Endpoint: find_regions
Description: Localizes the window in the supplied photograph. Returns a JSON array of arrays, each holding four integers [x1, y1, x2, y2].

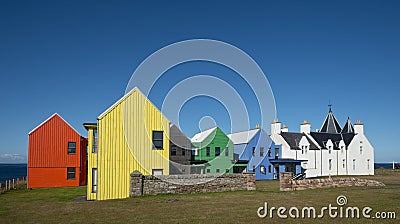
[[193, 148, 198, 156], [252, 147, 256, 156], [152, 131, 163, 149], [252, 165, 256, 172], [267, 149, 271, 157], [182, 149, 185, 156], [268, 165, 272, 173], [367, 159, 370, 170], [341, 146, 344, 153], [171, 145, 177, 156], [68, 142, 76, 154], [275, 148, 279, 159], [152, 169, 163, 176], [216, 169, 220, 173], [260, 165, 266, 174], [329, 159, 332, 170], [226, 169, 230, 173], [93, 129, 98, 153], [215, 147, 220, 156], [225, 147, 229, 156], [342, 159, 346, 168], [182, 169, 185, 173], [329, 149, 331, 154], [92, 168, 97, 193], [67, 167, 75, 180], [353, 159, 356, 170], [206, 169, 210, 173], [260, 147, 264, 157], [360, 146, 363, 155], [206, 147, 210, 156]]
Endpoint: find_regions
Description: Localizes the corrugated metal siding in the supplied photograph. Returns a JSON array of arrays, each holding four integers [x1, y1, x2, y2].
[[95, 89, 170, 200], [28, 114, 86, 188]]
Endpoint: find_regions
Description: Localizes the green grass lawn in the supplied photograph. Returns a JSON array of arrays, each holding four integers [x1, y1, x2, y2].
[[0, 169, 399, 223]]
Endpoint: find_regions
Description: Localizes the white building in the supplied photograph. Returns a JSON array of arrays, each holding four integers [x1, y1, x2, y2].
[[270, 108, 374, 177]]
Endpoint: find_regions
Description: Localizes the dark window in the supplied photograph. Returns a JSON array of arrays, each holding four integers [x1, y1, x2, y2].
[[152, 131, 163, 149], [260, 165, 266, 174], [171, 145, 177, 156], [216, 169, 220, 173], [206, 147, 210, 156], [267, 149, 271, 157], [68, 142, 76, 154], [182, 149, 186, 156], [92, 168, 97, 193], [268, 165, 272, 173], [67, 167, 75, 180], [226, 169, 230, 173], [260, 147, 264, 157], [252, 147, 256, 156], [225, 147, 229, 156], [92, 129, 98, 153], [252, 165, 256, 172], [206, 169, 210, 173], [215, 147, 220, 156]]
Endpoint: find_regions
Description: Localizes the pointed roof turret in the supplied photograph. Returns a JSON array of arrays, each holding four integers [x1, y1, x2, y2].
[[341, 117, 354, 133], [320, 107, 342, 133]]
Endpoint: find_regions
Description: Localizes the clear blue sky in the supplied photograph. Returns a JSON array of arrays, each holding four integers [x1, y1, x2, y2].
[[0, 0, 399, 163]]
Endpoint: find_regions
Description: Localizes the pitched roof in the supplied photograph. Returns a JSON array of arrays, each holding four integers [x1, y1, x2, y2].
[[341, 118, 354, 133], [28, 113, 81, 136], [280, 132, 319, 150], [310, 132, 355, 149], [227, 129, 259, 145], [191, 127, 217, 143], [320, 110, 342, 133]]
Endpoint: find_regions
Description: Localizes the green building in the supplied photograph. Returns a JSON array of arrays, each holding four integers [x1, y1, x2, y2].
[[191, 127, 234, 174]]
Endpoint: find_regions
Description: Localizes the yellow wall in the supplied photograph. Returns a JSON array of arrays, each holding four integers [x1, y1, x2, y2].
[[92, 88, 170, 200], [86, 127, 97, 200]]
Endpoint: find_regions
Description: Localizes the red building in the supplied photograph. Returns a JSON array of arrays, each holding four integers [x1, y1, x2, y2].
[[28, 113, 87, 188]]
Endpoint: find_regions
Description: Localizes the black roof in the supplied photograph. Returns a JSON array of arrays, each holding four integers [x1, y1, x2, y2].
[[310, 132, 355, 149], [341, 118, 355, 133], [280, 132, 319, 150], [320, 110, 342, 133]]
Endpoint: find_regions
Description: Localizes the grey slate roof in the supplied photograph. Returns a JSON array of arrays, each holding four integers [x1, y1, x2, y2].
[[310, 132, 355, 149], [280, 132, 319, 150], [341, 118, 354, 133], [320, 110, 342, 133]]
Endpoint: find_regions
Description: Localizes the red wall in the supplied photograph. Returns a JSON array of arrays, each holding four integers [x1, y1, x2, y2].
[[28, 114, 87, 188]]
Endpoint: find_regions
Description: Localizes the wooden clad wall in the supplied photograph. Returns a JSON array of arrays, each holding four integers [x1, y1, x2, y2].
[[28, 114, 86, 188], [94, 88, 170, 200]]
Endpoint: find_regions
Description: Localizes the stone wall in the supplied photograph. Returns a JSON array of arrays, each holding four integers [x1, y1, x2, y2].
[[280, 172, 385, 191], [130, 171, 256, 196]]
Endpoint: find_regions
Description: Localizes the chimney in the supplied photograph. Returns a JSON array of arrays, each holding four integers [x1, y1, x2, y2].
[[271, 118, 281, 135], [281, 124, 288, 132], [300, 120, 311, 134], [354, 120, 364, 134]]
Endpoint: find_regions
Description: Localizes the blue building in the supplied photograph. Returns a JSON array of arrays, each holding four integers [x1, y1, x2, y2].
[[228, 127, 305, 180]]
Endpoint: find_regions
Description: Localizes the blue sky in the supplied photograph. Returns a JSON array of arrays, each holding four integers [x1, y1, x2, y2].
[[0, 0, 399, 163]]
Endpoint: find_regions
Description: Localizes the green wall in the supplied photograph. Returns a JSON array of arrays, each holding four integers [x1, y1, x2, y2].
[[192, 127, 234, 174]]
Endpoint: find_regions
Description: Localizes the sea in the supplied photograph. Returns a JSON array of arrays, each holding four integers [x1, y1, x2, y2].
[[0, 164, 27, 183], [0, 163, 398, 183]]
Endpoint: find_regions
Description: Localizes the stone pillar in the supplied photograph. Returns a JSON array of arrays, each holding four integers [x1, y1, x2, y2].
[[244, 173, 256, 191], [130, 170, 143, 197], [280, 172, 293, 191]]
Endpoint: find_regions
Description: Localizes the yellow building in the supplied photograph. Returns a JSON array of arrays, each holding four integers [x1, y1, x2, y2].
[[84, 87, 170, 200]]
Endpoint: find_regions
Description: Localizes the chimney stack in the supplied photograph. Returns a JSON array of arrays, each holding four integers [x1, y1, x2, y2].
[[354, 120, 364, 134], [271, 118, 281, 135], [300, 120, 311, 134]]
